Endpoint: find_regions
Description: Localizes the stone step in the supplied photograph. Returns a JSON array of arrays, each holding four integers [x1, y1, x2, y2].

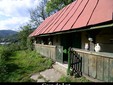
[[37, 78, 46, 82], [30, 73, 40, 81], [30, 73, 47, 82], [30, 62, 68, 82], [52, 62, 68, 76], [40, 68, 63, 82]]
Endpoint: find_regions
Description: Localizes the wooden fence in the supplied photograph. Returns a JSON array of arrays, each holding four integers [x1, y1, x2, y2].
[[34, 44, 63, 62], [68, 48, 113, 82]]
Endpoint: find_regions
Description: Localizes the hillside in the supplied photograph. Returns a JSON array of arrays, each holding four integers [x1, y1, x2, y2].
[[0, 30, 18, 43], [0, 30, 17, 38]]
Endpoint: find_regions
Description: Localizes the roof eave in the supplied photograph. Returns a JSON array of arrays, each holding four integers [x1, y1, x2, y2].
[[32, 21, 113, 37]]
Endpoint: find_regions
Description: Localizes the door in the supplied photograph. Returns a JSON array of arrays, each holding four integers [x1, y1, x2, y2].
[[56, 46, 63, 63], [61, 32, 81, 63]]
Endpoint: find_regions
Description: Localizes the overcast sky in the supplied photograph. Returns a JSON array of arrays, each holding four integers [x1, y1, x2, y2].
[[0, 0, 41, 31]]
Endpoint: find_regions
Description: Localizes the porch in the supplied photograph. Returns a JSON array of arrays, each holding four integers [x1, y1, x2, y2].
[[33, 25, 113, 82], [34, 43, 113, 82]]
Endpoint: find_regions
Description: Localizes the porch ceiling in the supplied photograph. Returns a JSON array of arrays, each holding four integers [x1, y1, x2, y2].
[[29, 0, 113, 37]]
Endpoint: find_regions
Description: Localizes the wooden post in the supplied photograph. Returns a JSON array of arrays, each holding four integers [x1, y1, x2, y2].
[[67, 47, 71, 75], [89, 41, 95, 51]]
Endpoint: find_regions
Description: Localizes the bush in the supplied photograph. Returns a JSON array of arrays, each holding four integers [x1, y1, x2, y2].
[[0, 47, 12, 60], [0, 45, 18, 82], [0, 47, 11, 82], [8, 43, 21, 51], [27, 38, 34, 51]]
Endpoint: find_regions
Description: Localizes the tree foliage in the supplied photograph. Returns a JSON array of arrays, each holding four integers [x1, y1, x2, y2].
[[18, 24, 33, 50], [46, 0, 75, 14], [29, 0, 49, 28], [28, 0, 75, 30]]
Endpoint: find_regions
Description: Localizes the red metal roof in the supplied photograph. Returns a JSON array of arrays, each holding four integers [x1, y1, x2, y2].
[[29, 0, 113, 37]]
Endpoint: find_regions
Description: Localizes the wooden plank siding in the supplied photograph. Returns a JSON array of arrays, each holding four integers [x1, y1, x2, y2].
[[83, 53, 89, 75], [71, 48, 113, 82], [103, 58, 109, 82], [109, 59, 113, 82], [97, 56, 104, 81], [34, 44, 63, 63], [35, 44, 56, 61], [89, 54, 97, 78]]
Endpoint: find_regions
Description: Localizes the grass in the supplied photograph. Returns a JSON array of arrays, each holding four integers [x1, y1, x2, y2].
[[0, 45, 90, 82], [58, 75, 91, 82], [4, 50, 53, 82], [0, 45, 6, 51]]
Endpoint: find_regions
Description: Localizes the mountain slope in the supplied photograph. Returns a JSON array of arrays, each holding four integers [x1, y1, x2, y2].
[[0, 30, 18, 38]]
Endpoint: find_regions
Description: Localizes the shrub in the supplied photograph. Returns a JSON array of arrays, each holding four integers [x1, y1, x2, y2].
[[27, 38, 34, 51], [0, 47, 10, 82], [8, 43, 21, 51], [0, 47, 12, 60]]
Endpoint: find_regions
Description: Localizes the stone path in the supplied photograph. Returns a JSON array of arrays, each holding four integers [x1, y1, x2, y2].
[[30, 68, 63, 82]]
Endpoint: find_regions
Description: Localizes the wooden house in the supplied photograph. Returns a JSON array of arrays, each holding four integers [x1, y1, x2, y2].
[[29, 0, 113, 82]]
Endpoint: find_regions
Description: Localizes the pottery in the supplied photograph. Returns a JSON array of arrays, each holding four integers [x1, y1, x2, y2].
[[85, 43, 89, 50], [94, 43, 101, 52]]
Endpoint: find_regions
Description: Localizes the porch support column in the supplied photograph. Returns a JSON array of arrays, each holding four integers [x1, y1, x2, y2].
[[89, 41, 95, 51]]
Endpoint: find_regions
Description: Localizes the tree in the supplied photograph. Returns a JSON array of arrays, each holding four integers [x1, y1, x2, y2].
[[46, 0, 75, 14], [29, 0, 49, 29], [18, 24, 33, 50]]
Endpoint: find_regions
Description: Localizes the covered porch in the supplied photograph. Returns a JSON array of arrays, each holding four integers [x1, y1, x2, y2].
[[32, 22, 113, 82], [33, 31, 81, 64], [33, 22, 113, 60]]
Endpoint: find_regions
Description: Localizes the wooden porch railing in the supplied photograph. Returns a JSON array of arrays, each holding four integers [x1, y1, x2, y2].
[[34, 44, 63, 63], [35, 44, 56, 61], [67, 48, 113, 82]]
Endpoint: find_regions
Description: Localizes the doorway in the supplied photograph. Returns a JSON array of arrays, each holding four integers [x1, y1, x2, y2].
[[61, 32, 81, 63]]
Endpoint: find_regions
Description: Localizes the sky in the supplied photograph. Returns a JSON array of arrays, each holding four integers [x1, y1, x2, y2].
[[0, 0, 41, 31]]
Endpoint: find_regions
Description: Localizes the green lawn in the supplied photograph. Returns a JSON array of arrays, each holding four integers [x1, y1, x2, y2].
[[4, 50, 53, 82], [58, 75, 91, 82]]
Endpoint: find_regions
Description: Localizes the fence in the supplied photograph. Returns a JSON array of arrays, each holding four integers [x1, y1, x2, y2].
[[68, 48, 113, 82], [34, 44, 63, 62]]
